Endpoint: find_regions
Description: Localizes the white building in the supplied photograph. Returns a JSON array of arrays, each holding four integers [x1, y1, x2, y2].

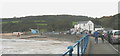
[[74, 20, 94, 33]]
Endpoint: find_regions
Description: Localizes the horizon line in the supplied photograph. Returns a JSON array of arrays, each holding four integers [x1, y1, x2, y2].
[[0, 13, 119, 19]]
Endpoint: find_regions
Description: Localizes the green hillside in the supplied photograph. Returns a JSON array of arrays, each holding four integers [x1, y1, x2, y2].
[[92, 13, 120, 30], [2, 15, 94, 33], [1, 14, 120, 33]]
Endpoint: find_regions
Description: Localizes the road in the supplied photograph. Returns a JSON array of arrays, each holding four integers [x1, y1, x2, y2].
[[111, 43, 120, 54], [104, 39, 120, 54], [89, 37, 118, 54]]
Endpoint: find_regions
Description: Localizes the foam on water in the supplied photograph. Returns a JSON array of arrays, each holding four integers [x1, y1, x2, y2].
[[1, 38, 75, 54], [0, 38, 47, 42]]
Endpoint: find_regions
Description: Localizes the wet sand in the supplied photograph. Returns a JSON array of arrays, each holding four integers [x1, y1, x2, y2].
[[0, 33, 83, 43]]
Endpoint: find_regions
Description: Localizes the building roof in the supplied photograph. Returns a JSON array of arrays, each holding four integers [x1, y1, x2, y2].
[[78, 20, 90, 24], [94, 24, 102, 28], [104, 28, 113, 31]]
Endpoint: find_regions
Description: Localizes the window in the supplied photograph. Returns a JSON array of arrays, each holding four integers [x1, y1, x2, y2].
[[114, 31, 120, 35]]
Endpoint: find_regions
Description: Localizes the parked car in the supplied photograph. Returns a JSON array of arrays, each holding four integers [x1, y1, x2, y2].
[[107, 30, 120, 44], [65, 31, 71, 34], [13, 32, 24, 35]]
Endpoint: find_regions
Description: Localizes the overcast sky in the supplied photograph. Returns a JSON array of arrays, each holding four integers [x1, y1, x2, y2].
[[0, 0, 119, 18]]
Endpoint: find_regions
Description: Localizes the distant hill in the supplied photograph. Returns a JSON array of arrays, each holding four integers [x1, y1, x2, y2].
[[92, 13, 120, 30], [1, 15, 94, 33], [1, 14, 120, 33]]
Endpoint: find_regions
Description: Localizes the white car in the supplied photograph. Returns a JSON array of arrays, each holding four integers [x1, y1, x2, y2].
[[71, 32, 76, 35], [107, 30, 120, 44], [13, 32, 24, 35]]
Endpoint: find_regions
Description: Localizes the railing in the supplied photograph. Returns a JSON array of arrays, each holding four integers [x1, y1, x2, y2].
[[62, 34, 89, 56]]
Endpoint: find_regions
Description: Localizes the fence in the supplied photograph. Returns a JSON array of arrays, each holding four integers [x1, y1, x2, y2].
[[62, 34, 89, 56]]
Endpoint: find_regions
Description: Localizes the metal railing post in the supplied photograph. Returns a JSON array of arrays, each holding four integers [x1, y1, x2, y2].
[[67, 46, 73, 56], [81, 40, 83, 54], [76, 40, 80, 56], [84, 37, 86, 53], [62, 35, 89, 56]]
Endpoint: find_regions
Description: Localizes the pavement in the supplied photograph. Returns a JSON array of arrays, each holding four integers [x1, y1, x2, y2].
[[89, 37, 119, 55]]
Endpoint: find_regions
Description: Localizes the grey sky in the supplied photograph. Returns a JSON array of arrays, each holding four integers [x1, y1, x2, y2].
[[0, 0, 119, 18]]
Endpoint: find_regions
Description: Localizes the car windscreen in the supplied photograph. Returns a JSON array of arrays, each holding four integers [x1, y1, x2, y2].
[[114, 31, 120, 35]]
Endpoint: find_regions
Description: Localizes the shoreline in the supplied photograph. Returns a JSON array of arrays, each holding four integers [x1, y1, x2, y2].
[[0, 33, 83, 43]]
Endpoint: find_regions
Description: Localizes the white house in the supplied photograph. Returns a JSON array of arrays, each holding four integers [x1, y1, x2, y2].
[[74, 20, 94, 33]]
